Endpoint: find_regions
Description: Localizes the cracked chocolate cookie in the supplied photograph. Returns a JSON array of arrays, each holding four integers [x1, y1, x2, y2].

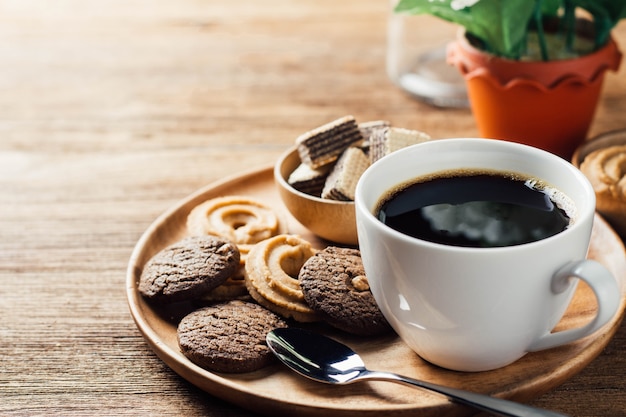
[[138, 235, 240, 303], [298, 246, 391, 336], [177, 300, 288, 373]]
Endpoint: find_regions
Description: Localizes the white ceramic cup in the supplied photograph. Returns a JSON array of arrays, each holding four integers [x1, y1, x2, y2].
[[355, 138, 620, 372]]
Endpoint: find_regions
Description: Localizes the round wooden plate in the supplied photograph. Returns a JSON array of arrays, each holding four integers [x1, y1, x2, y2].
[[126, 166, 626, 417]]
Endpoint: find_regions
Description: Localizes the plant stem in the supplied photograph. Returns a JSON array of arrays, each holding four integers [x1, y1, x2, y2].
[[563, 0, 575, 53], [533, 0, 548, 61]]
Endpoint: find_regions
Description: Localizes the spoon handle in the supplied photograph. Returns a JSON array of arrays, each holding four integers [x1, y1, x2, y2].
[[361, 370, 570, 417]]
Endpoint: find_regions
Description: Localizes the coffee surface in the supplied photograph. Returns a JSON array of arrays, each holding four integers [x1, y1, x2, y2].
[[376, 171, 571, 248]]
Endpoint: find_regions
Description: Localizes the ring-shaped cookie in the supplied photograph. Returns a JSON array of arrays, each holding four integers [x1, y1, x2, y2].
[[187, 196, 284, 245], [244, 234, 318, 322], [580, 145, 626, 200], [580, 144, 626, 236]]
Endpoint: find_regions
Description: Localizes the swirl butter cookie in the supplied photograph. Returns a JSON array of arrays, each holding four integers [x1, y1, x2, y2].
[[177, 300, 288, 373], [579, 144, 626, 236], [187, 195, 284, 245], [138, 235, 240, 304], [244, 234, 319, 322], [299, 246, 391, 336], [187, 196, 285, 299]]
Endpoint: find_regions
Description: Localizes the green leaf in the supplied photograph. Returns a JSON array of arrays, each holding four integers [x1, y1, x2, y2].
[[468, 0, 537, 58], [393, 0, 626, 59], [395, 0, 537, 58], [540, 0, 561, 17], [394, 0, 475, 27]]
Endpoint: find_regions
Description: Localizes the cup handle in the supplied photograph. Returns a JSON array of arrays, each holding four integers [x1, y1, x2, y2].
[[528, 260, 621, 352]]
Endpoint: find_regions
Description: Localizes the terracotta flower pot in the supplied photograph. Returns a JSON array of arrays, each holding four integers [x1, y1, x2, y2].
[[447, 30, 622, 159]]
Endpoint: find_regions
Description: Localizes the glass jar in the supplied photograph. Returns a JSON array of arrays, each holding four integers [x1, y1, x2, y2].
[[386, 2, 468, 108]]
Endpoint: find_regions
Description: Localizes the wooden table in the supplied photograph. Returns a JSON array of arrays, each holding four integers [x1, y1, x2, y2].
[[2, 1, 625, 416]]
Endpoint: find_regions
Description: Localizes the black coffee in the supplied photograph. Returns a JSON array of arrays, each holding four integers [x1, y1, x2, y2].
[[376, 170, 572, 248]]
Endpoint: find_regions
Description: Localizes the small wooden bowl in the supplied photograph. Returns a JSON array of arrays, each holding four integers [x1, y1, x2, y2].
[[274, 146, 358, 246]]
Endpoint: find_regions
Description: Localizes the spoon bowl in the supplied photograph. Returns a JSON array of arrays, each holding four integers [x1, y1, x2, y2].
[[267, 328, 569, 417]]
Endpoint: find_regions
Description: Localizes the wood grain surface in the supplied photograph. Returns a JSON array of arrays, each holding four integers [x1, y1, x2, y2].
[[2, 1, 626, 416]]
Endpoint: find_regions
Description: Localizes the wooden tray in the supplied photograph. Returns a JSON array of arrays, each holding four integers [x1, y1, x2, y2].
[[126, 166, 626, 417]]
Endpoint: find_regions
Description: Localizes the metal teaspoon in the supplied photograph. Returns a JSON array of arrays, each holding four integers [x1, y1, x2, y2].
[[266, 328, 569, 417]]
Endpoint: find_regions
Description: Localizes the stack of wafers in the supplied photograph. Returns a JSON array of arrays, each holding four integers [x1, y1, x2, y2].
[[288, 115, 431, 201]]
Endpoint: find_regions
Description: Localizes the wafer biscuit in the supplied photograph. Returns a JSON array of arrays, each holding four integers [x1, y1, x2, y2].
[[370, 127, 431, 163], [287, 163, 331, 196], [321, 146, 370, 201], [358, 120, 390, 144], [296, 116, 363, 169]]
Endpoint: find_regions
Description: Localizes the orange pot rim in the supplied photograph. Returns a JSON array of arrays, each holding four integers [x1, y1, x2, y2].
[[447, 29, 623, 89], [458, 66, 609, 93]]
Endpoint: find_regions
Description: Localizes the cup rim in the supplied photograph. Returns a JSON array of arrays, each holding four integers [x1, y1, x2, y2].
[[355, 138, 596, 253]]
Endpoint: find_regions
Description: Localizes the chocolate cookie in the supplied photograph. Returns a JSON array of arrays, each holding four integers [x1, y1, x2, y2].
[[299, 246, 391, 336], [177, 300, 288, 373], [138, 235, 240, 303]]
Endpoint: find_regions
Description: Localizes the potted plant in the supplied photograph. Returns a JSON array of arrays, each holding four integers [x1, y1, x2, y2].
[[394, 0, 625, 158]]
